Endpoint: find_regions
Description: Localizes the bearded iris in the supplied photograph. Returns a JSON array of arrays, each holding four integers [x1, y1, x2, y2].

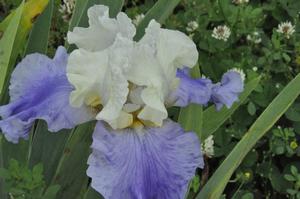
[[0, 5, 244, 199]]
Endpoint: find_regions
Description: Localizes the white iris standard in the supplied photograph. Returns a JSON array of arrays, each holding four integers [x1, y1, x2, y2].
[[67, 5, 135, 52], [67, 35, 134, 129], [127, 20, 198, 126], [66, 5, 198, 129]]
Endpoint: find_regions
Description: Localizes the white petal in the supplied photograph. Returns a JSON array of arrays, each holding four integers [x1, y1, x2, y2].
[[67, 5, 135, 52], [95, 67, 129, 122], [123, 103, 141, 113], [67, 36, 134, 128], [67, 49, 108, 107], [138, 87, 167, 126], [95, 35, 133, 125], [103, 110, 133, 129], [127, 20, 198, 125], [129, 86, 144, 105], [158, 27, 198, 68], [116, 12, 136, 41]]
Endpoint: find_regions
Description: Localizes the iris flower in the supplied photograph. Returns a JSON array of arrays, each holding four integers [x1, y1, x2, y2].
[[0, 5, 244, 199]]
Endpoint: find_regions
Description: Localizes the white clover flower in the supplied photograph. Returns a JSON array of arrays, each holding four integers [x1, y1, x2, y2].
[[201, 135, 214, 158], [232, 0, 249, 5], [252, 66, 258, 71], [59, 0, 75, 22], [230, 68, 246, 81], [246, 34, 251, 41], [132, 14, 145, 26], [186, 21, 199, 32], [277, 21, 295, 39], [212, 25, 231, 41], [247, 31, 262, 44], [277, 125, 282, 129]]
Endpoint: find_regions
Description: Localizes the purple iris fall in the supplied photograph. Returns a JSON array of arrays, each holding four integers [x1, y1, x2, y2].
[[0, 47, 92, 143], [0, 5, 244, 199]]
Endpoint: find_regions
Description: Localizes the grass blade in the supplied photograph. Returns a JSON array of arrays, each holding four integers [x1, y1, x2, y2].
[[0, 136, 6, 199], [0, 13, 14, 35], [0, 2, 27, 168], [51, 122, 95, 199], [0, 0, 49, 98], [0, 1, 25, 96], [83, 187, 104, 199], [25, 0, 54, 54], [22, 0, 59, 185], [29, 122, 70, 185], [0, 0, 50, 180], [197, 73, 300, 199], [1, 0, 56, 186]]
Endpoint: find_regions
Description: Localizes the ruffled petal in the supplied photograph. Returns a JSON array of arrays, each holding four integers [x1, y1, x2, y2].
[[211, 70, 244, 110], [127, 20, 198, 126], [95, 36, 132, 126], [137, 87, 167, 126], [67, 5, 135, 52], [67, 49, 109, 107], [0, 47, 93, 143], [141, 20, 198, 69], [67, 35, 133, 129], [168, 68, 213, 107], [87, 119, 204, 199]]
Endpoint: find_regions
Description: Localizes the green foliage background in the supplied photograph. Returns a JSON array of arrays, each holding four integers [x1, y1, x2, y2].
[[1, 0, 300, 199]]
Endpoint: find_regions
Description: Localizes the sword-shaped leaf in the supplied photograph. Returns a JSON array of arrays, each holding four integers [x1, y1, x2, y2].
[[197, 73, 300, 199]]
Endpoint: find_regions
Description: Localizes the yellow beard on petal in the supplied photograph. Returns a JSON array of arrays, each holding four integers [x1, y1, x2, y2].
[[140, 119, 159, 128], [131, 120, 144, 131], [86, 95, 101, 107], [84, 95, 161, 130], [126, 109, 144, 130], [85, 95, 103, 114], [127, 109, 159, 130]]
